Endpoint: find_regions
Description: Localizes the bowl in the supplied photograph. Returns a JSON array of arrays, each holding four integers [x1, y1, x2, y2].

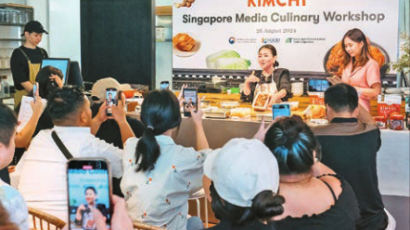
[[123, 90, 135, 98]]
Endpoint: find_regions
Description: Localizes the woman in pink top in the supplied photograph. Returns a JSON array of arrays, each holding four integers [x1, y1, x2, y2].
[[340, 28, 381, 111]]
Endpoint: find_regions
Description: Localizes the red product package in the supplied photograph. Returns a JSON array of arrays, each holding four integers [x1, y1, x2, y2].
[[377, 95, 402, 118]]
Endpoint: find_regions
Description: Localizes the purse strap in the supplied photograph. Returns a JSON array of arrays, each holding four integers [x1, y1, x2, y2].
[[51, 131, 74, 160]]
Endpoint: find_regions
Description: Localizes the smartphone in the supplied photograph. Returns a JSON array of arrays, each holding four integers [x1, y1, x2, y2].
[[67, 158, 112, 230], [183, 88, 198, 117], [160, 81, 170, 90], [32, 84, 37, 101], [272, 104, 291, 120], [308, 79, 330, 92], [105, 88, 118, 116]]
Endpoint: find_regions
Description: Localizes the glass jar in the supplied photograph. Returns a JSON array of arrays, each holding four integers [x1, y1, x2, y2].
[[374, 116, 387, 129], [389, 114, 404, 130]]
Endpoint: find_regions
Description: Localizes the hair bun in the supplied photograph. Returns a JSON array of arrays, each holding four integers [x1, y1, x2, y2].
[[251, 190, 284, 219]]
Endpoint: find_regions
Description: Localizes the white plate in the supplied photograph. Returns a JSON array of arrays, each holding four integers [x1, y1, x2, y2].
[[173, 33, 201, 57], [308, 119, 329, 126], [385, 87, 403, 94]]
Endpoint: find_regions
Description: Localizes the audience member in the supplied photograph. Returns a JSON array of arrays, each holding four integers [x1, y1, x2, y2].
[[204, 138, 284, 230], [13, 66, 64, 165], [120, 90, 209, 230], [90, 77, 145, 149], [16, 87, 130, 221], [312, 83, 388, 229], [264, 116, 360, 230], [0, 103, 29, 229]]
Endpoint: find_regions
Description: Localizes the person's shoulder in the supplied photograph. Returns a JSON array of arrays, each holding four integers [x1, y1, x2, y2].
[[311, 123, 337, 136], [10, 46, 24, 58], [366, 58, 379, 68], [0, 183, 28, 214]]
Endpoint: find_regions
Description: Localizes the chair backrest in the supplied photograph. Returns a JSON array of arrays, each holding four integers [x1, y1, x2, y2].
[[133, 221, 166, 230], [28, 207, 66, 230], [384, 208, 396, 230]]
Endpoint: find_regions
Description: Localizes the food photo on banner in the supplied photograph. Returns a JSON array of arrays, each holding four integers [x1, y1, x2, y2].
[[172, 0, 399, 77]]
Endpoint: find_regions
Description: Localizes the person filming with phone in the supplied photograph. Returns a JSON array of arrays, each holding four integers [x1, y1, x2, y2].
[[16, 87, 134, 221]]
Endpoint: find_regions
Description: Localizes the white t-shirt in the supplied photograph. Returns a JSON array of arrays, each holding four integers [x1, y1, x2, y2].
[[16, 126, 124, 222], [121, 135, 210, 230]]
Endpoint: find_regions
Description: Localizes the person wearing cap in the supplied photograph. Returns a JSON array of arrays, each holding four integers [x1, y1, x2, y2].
[[90, 77, 145, 196], [10, 20, 48, 107], [264, 116, 360, 230], [203, 138, 284, 230]]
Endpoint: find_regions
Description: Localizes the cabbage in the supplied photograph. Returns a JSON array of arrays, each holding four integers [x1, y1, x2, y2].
[[206, 50, 250, 69], [215, 58, 251, 70]]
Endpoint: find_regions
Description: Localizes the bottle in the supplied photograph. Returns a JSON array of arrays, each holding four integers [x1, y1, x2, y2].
[[0, 76, 3, 98]]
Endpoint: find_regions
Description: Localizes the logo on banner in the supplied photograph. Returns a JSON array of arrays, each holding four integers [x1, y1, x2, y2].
[[228, 37, 257, 44], [285, 37, 325, 44], [261, 37, 280, 43]]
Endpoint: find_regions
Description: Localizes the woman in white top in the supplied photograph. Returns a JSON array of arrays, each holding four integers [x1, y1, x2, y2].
[[121, 90, 209, 230]]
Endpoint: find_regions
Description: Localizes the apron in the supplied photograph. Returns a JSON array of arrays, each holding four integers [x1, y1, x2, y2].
[[253, 73, 278, 101], [14, 48, 45, 107]]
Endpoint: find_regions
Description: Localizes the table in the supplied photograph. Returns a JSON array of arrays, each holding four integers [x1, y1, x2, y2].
[[171, 117, 410, 197]]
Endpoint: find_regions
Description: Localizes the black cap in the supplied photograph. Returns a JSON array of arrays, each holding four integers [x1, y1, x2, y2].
[[21, 20, 48, 36]]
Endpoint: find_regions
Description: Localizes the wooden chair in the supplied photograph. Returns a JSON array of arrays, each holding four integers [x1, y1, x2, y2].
[[28, 207, 66, 230], [133, 221, 166, 230]]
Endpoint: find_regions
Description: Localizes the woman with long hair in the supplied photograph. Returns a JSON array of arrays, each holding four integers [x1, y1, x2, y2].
[[120, 90, 209, 230], [242, 44, 291, 105], [339, 28, 381, 111], [264, 116, 360, 230]]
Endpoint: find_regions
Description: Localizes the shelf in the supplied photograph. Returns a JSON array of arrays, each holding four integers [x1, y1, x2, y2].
[[0, 38, 24, 41], [0, 3, 33, 9], [0, 68, 11, 70], [0, 23, 26, 27], [156, 6, 172, 16]]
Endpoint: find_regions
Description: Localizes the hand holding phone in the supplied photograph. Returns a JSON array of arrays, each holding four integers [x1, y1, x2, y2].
[[272, 104, 291, 120], [183, 88, 198, 117], [67, 158, 112, 230], [105, 88, 118, 116], [32, 84, 38, 101]]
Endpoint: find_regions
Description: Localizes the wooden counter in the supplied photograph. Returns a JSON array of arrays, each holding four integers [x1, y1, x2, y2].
[[192, 93, 406, 117]]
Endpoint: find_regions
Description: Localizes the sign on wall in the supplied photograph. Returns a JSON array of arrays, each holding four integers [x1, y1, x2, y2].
[[172, 0, 399, 73]]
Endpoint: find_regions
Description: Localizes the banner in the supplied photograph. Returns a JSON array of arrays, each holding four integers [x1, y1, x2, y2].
[[172, 0, 400, 73]]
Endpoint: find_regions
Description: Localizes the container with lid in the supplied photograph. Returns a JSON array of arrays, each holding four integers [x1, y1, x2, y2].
[[374, 116, 387, 129], [389, 114, 404, 130]]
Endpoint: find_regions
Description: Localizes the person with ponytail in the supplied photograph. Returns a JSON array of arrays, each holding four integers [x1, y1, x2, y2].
[[242, 44, 291, 104], [264, 116, 360, 230], [120, 90, 210, 230], [203, 138, 284, 230]]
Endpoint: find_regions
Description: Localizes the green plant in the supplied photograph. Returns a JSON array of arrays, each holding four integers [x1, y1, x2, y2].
[[392, 33, 410, 74]]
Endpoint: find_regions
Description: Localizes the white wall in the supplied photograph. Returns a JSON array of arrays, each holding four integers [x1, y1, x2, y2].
[[48, 0, 81, 64], [0, 0, 25, 4]]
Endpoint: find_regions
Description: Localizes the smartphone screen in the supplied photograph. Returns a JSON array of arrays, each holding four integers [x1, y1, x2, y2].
[[32, 84, 37, 101], [67, 159, 112, 230], [105, 88, 118, 116], [183, 88, 198, 117], [160, 81, 170, 90], [272, 104, 291, 119], [308, 79, 330, 92]]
